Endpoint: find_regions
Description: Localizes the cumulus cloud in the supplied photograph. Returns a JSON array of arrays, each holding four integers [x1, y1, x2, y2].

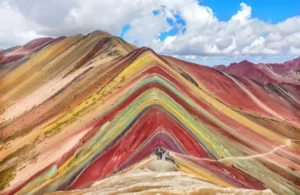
[[0, 0, 299, 65], [154, 2, 300, 57], [231, 2, 251, 25]]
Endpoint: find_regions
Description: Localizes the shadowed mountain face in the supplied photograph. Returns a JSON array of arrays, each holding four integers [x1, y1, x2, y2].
[[0, 31, 300, 195], [214, 58, 300, 85]]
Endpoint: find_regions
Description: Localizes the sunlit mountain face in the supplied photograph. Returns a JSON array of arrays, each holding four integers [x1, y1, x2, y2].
[[0, 31, 299, 195]]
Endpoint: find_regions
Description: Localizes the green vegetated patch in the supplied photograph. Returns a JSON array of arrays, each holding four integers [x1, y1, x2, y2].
[[120, 76, 126, 83], [0, 144, 33, 168], [44, 127, 62, 138], [0, 143, 35, 191], [0, 164, 17, 191], [0, 143, 6, 151], [43, 118, 71, 138]]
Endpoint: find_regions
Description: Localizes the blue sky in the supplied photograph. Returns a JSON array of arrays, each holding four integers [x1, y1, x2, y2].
[[200, 0, 300, 23]]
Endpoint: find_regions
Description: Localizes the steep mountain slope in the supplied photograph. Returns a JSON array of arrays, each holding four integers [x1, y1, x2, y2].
[[214, 58, 300, 85], [0, 31, 299, 195]]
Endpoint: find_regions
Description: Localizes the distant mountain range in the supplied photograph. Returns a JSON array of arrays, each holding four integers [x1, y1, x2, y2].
[[213, 57, 300, 85]]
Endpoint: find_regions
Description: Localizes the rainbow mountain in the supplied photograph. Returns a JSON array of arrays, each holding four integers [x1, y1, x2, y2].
[[0, 31, 300, 195]]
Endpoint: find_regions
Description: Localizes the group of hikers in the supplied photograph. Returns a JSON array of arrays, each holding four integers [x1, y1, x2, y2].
[[154, 147, 176, 165]]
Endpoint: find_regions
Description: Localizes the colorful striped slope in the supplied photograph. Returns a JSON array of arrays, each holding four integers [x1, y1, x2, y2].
[[0, 31, 300, 195]]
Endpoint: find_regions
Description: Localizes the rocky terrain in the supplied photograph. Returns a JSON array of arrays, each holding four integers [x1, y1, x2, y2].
[[0, 31, 299, 195]]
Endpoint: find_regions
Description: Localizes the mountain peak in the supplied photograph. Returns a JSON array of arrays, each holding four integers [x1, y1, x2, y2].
[[240, 60, 252, 64]]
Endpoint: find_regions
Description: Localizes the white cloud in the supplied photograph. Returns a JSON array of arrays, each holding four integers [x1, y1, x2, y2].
[[0, 1, 44, 48], [154, 2, 300, 58], [185, 55, 196, 60], [290, 46, 300, 55], [231, 2, 251, 25], [0, 0, 299, 65]]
